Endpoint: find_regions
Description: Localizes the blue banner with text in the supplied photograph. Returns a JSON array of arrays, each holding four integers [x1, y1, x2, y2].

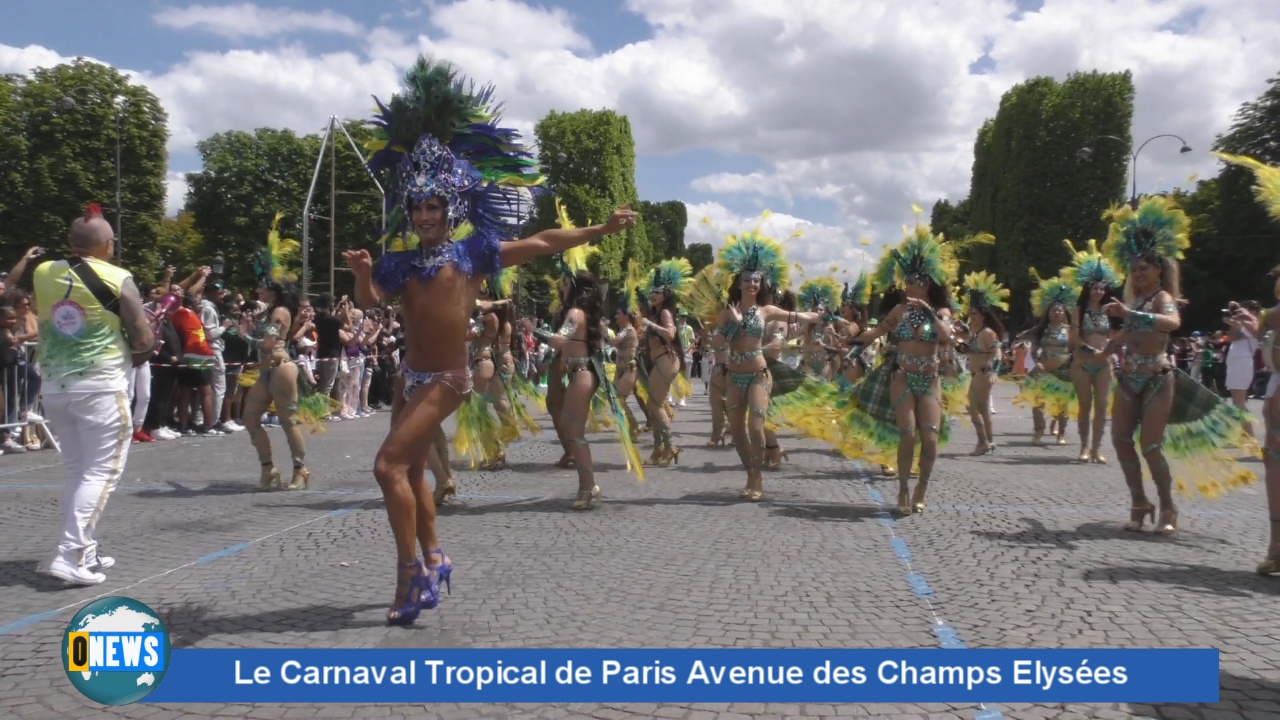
[[143, 648, 1219, 704]]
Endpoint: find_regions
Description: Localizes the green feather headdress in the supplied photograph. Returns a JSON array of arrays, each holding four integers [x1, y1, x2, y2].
[[253, 212, 300, 284], [615, 259, 647, 317], [684, 265, 729, 329], [844, 271, 872, 308], [645, 258, 694, 301], [1101, 195, 1191, 271], [961, 271, 1010, 315], [1029, 269, 1078, 318], [1215, 152, 1280, 222], [716, 229, 789, 291], [873, 219, 950, 291], [798, 277, 840, 312], [1061, 239, 1121, 290]]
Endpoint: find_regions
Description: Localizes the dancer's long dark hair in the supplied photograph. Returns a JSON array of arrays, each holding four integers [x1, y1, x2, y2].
[[1076, 284, 1120, 315], [775, 289, 795, 312], [557, 271, 604, 350], [877, 289, 904, 319], [1027, 303, 1068, 345], [263, 279, 300, 320], [971, 307, 1007, 339]]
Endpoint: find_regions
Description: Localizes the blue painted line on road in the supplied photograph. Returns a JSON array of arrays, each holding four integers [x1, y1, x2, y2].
[[854, 462, 1004, 720], [0, 504, 361, 637]]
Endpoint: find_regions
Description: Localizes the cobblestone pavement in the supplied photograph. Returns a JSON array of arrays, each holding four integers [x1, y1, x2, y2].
[[0, 381, 1276, 720]]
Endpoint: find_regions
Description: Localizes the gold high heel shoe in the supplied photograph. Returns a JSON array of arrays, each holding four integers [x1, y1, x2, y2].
[[433, 477, 457, 506], [1155, 508, 1179, 535], [1057, 434, 1068, 446], [1257, 556, 1280, 576], [1089, 448, 1107, 464], [706, 434, 725, 447], [911, 484, 928, 514], [259, 464, 281, 490], [287, 466, 310, 490], [1123, 502, 1156, 531], [971, 442, 991, 456], [571, 485, 601, 510], [897, 488, 912, 515], [1078, 447, 1091, 462]]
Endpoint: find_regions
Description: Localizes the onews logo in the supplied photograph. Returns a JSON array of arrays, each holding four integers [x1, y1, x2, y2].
[[62, 597, 171, 706]]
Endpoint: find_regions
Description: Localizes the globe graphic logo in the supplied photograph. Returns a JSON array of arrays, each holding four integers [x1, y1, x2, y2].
[[62, 597, 171, 706]]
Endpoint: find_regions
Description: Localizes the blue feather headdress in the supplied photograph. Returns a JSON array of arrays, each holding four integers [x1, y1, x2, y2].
[[844, 271, 872, 308], [873, 217, 951, 291], [1062, 239, 1122, 290], [645, 258, 694, 302], [364, 57, 545, 249]]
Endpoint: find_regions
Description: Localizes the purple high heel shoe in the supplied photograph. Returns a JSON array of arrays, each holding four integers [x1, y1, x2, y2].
[[421, 549, 453, 609], [386, 560, 426, 626]]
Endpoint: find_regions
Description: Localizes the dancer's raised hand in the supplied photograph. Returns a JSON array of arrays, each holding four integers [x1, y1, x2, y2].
[[343, 249, 373, 274]]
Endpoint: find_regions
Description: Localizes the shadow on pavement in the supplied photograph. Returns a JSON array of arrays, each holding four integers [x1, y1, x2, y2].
[[1082, 561, 1280, 598], [0, 559, 73, 592], [973, 518, 1235, 551], [133, 481, 286, 499], [160, 600, 391, 646], [765, 502, 882, 523]]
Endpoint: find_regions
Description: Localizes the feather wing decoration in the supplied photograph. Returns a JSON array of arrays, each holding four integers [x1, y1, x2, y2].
[[684, 265, 729, 329], [1029, 269, 1078, 318], [961, 270, 1010, 315], [939, 232, 995, 281], [797, 277, 841, 312], [1102, 195, 1191, 271], [552, 198, 600, 277], [544, 274, 562, 316], [1215, 152, 1280, 222], [1061, 239, 1122, 290], [618, 259, 647, 316], [871, 245, 899, 294]]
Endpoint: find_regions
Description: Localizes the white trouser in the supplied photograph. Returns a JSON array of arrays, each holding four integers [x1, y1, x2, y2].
[[126, 363, 151, 431], [211, 353, 226, 424], [43, 391, 133, 567]]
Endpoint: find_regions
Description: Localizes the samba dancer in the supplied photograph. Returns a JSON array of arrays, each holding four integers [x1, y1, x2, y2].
[[639, 260, 695, 466], [959, 272, 1009, 456], [344, 57, 636, 625], [1063, 240, 1123, 464], [1015, 274, 1078, 446]]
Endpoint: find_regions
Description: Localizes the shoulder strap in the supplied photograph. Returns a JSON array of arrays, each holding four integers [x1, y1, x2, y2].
[[66, 256, 121, 317]]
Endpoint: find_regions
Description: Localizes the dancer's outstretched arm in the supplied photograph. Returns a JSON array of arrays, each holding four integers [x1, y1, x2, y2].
[[500, 207, 637, 268], [342, 250, 384, 309]]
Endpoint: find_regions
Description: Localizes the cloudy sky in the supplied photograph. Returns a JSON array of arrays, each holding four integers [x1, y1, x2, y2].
[[3, 0, 1278, 279]]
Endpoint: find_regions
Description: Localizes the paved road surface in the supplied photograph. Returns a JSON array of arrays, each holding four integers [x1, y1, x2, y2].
[[0, 381, 1276, 719]]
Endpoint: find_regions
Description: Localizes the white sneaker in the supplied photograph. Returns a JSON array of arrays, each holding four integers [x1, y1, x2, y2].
[[223, 421, 244, 432], [24, 411, 43, 422], [46, 558, 106, 586], [86, 547, 115, 571]]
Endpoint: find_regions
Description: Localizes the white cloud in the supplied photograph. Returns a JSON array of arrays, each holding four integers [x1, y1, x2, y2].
[[154, 4, 365, 38], [165, 171, 189, 217], [4, 0, 1280, 276], [684, 202, 878, 283]]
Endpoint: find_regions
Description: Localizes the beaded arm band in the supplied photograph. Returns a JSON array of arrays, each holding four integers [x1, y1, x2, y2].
[[1124, 311, 1156, 332]]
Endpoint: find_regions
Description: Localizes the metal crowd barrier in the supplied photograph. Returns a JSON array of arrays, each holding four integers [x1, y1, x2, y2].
[[0, 342, 60, 454]]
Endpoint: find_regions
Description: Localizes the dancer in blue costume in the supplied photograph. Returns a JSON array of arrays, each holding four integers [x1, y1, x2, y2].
[[342, 57, 636, 626]]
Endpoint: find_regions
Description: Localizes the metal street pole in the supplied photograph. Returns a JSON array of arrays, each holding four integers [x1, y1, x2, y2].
[[115, 107, 123, 263], [330, 119, 337, 293]]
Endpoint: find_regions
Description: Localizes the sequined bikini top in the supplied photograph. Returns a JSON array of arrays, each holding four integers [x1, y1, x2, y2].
[[719, 305, 765, 339], [1081, 308, 1109, 335], [890, 306, 937, 343], [1041, 323, 1069, 350]]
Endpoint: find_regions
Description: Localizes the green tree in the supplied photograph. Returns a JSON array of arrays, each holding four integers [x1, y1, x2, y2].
[[0, 75, 29, 257], [1181, 72, 1280, 331], [7, 59, 168, 269], [640, 200, 688, 260], [966, 71, 1134, 326], [685, 242, 714, 273], [526, 109, 652, 284], [184, 122, 383, 295]]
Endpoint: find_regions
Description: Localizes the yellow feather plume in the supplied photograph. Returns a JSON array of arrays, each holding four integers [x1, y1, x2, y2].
[[1216, 152, 1280, 222], [684, 265, 729, 330], [267, 212, 301, 282]]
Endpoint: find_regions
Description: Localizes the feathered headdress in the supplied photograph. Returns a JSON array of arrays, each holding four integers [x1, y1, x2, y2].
[[1101, 195, 1191, 271], [798, 277, 840, 313], [961, 271, 1010, 316], [1215, 152, 1280, 222], [253, 213, 300, 284], [645, 258, 694, 302], [364, 56, 544, 250], [844, 271, 872, 308], [873, 218, 951, 291], [939, 232, 995, 281], [716, 229, 789, 291], [1029, 269, 1078, 318], [1061, 239, 1121, 290], [615, 259, 647, 317], [543, 199, 600, 316]]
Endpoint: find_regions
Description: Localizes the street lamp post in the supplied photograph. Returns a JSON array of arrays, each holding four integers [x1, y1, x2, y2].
[[1079, 133, 1193, 203], [59, 88, 143, 263]]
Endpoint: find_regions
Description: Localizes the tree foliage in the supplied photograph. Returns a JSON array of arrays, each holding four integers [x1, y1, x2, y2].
[[640, 200, 688, 260], [184, 122, 383, 295], [684, 242, 714, 273], [1180, 72, 1280, 332], [2, 60, 168, 275], [527, 109, 652, 284], [966, 71, 1134, 327]]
